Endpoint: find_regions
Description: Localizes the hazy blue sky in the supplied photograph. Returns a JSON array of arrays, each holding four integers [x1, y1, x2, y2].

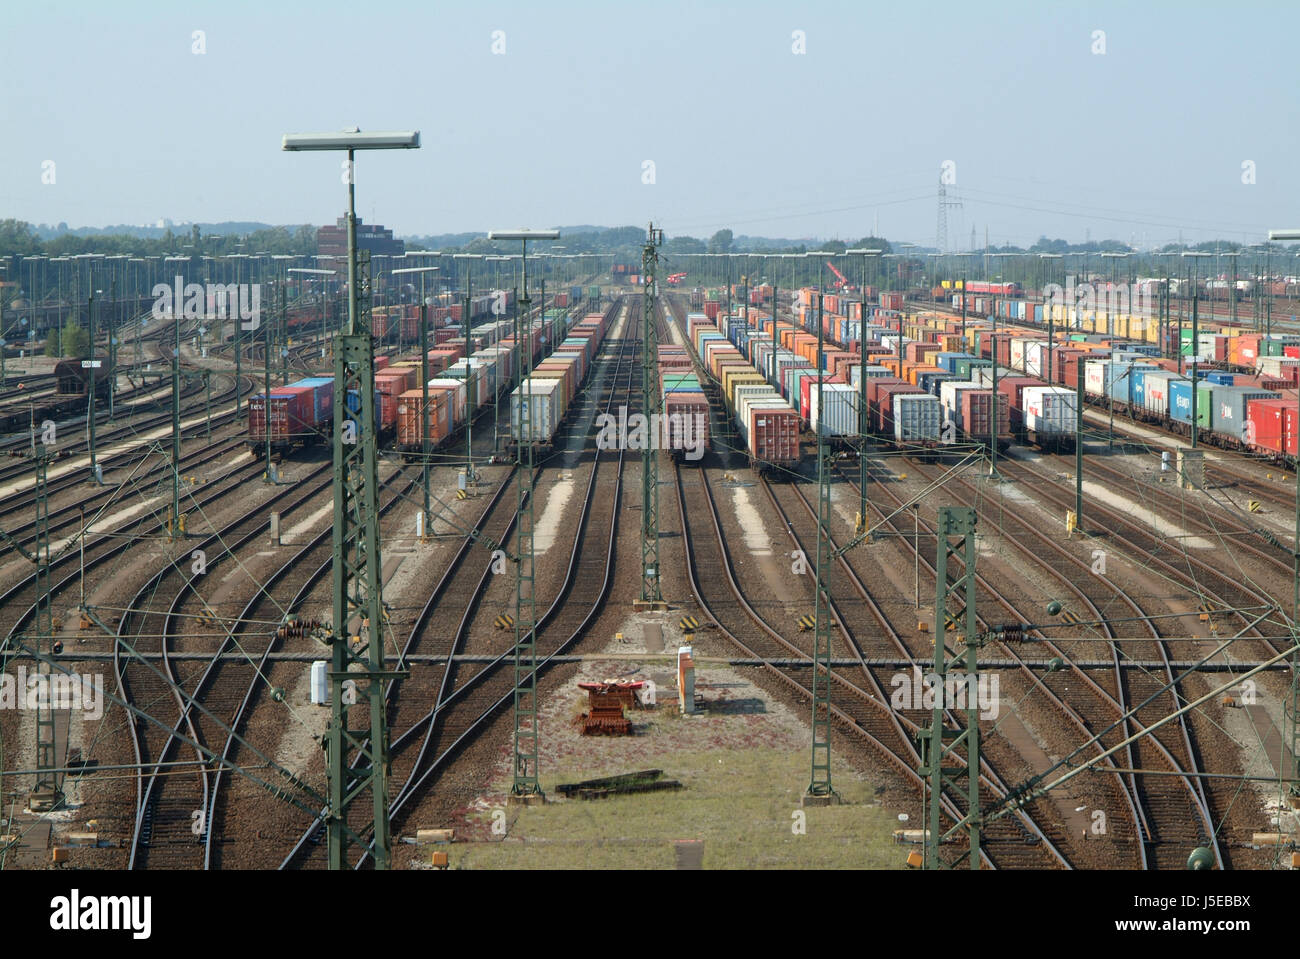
[[2, 1, 1297, 247]]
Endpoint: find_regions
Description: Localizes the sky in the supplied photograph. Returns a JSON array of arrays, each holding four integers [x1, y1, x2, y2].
[[2, 0, 1298, 248]]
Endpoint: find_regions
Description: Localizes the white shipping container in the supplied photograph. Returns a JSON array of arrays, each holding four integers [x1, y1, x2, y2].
[[1024, 341, 1048, 379], [893, 393, 942, 443], [939, 381, 982, 431], [1021, 386, 1077, 436], [1256, 356, 1300, 378], [427, 377, 468, 423], [735, 388, 782, 432], [849, 364, 893, 387], [737, 399, 793, 445], [1010, 338, 1044, 372], [810, 383, 859, 437], [510, 378, 562, 443], [973, 365, 1015, 388], [1084, 359, 1109, 395]]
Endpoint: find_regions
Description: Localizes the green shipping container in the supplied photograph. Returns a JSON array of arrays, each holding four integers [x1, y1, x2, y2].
[[1195, 382, 1213, 429], [956, 357, 992, 380], [588, 286, 601, 300]]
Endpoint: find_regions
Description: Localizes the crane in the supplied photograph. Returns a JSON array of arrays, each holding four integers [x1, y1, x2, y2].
[[825, 261, 852, 291], [666, 272, 687, 285]]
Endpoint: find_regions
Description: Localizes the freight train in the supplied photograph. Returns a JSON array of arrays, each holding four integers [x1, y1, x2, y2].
[[718, 306, 1027, 454], [247, 305, 595, 453], [507, 308, 611, 454], [682, 310, 801, 470]]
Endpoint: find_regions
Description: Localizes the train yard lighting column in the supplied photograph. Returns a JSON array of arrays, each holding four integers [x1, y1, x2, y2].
[[806, 287, 838, 806], [283, 127, 419, 870], [1075, 355, 1085, 532], [1219, 252, 1240, 327], [1269, 228, 1300, 807], [1099, 252, 1128, 338], [953, 253, 971, 340], [633, 224, 665, 608], [392, 264, 439, 532], [1039, 254, 1063, 382], [288, 267, 337, 364], [1182, 252, 1211, 449], [164, 255, 189, 533], [488, 229, 559, 802], [846, 249, 883, 533], [85, 288, 101, 484], [481, 254, 510, 453]]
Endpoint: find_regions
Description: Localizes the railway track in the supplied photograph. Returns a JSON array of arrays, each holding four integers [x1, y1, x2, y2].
[[276, 295, 635, 868], [840, 453, 1224, 868]]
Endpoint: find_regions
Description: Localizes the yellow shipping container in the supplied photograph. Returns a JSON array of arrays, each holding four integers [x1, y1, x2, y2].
[[725, 369, 766, 407]]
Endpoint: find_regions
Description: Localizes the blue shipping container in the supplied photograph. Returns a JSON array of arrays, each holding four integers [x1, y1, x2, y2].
[[1169, 379, 1194, 424]]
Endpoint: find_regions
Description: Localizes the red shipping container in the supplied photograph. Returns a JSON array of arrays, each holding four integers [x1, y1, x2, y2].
[[905, 342, 941, 364], [375, 355, 391, 371], [746, 405, 800, 466], [396, 388, 454, 449], [866, 376, 909, 410], [1246, 398, 1292, 456], [873, 383, 924, 435], [376, 367, 417, 396], [996, 376, 1041, 430], [663, 392, 710, 456], [268, 386, 315, 443], [1059, 350, 1088, 389], [1285, 345, 1300, 360], [959, 390, 1012, 442]]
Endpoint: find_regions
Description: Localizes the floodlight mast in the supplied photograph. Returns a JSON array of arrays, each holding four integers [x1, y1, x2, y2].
[[282, 128, 418, 871], [394, 263, 441, 534], [1269, 228, 1300, 810], [487, 229, 558, 801]]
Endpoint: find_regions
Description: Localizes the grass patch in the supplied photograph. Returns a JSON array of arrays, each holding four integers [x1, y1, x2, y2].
[[445, 744, 902, 870]]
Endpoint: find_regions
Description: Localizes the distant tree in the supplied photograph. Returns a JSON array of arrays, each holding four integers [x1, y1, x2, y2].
[[708, 229, 734, 254], [0, 219, 43, 257], [819, 239, 847, 255], [851, 236, 893, 254], [61, 323, 90, 359], [665, 235, 705, 254], [44, 330, 61, 357]]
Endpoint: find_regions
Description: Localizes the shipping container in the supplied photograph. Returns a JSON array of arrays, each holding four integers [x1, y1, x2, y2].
[[510, 377, 564, 445], [809, 383, 859, 438], [1021, 386, 1077, 451], [395, 387, 454, 450], [892, 392, 942, 445]]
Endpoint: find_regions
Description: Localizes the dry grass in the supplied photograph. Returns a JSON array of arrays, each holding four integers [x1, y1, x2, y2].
[[437, 721, 902, 870]]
